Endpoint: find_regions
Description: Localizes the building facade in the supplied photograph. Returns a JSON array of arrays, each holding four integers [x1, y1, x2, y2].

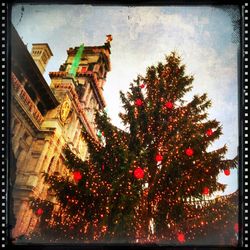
[[10, 25, 112, 238]]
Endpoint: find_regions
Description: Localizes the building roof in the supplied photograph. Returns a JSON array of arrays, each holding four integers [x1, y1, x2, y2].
[[11, 24, 59, 110]]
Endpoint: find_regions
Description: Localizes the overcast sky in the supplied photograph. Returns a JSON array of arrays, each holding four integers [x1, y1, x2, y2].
[[11, 4, 240, 195]]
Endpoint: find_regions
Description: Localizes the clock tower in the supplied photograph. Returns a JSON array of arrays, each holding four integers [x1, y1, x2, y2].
[[47, 35, 112, 140]]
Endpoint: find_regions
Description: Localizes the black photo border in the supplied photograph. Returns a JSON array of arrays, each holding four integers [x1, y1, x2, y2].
[[1, 0, 249, 249]]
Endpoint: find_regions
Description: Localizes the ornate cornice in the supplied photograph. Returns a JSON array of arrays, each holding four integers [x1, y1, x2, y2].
[[49, 71, 67, 77]]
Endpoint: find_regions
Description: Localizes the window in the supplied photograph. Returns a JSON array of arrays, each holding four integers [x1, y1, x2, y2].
[[24, 85, 36, 102], [81, 66, 88, 73], [88, 63, 94, 71], [37, 102, 46, 116], [47, 156, 55, 174]]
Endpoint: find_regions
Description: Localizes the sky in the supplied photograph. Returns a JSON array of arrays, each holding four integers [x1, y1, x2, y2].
[[11, 4, 240, 195]]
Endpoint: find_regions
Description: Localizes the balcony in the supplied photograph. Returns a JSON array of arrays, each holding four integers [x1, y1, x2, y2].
[[11, 72, 44, 124]]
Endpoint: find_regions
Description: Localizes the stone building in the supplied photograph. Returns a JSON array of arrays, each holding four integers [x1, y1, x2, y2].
[[10, 24, 112, 238]]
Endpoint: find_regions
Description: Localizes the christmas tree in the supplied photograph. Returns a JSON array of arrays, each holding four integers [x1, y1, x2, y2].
[[29, 52, 237, 244]]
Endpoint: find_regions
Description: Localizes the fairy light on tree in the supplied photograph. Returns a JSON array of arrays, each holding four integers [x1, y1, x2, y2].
[[29, 52, 238, 244]]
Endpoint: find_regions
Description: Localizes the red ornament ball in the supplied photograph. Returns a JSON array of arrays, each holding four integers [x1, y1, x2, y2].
[[165, 101, 173, 109], [155, 154, 163, 162], [139, 84, 145, 88], [177, 232, 185, 243], [73, 171, 82, 181], [185, 148, 194, 157], [135, 99, 143, 106], [36, 208, 43, 216], [206, 129, 213, 136], [224, 169, 230, 176], [134, 167, 144, 179], [203, 187, 210, 195], [234, 223, 239, 233]]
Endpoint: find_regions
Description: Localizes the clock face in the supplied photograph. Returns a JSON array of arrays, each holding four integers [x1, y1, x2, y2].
[[60, 99, 71, 122]]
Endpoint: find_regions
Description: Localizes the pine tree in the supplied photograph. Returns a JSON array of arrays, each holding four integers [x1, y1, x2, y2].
[[29, 52, 237, 244]]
